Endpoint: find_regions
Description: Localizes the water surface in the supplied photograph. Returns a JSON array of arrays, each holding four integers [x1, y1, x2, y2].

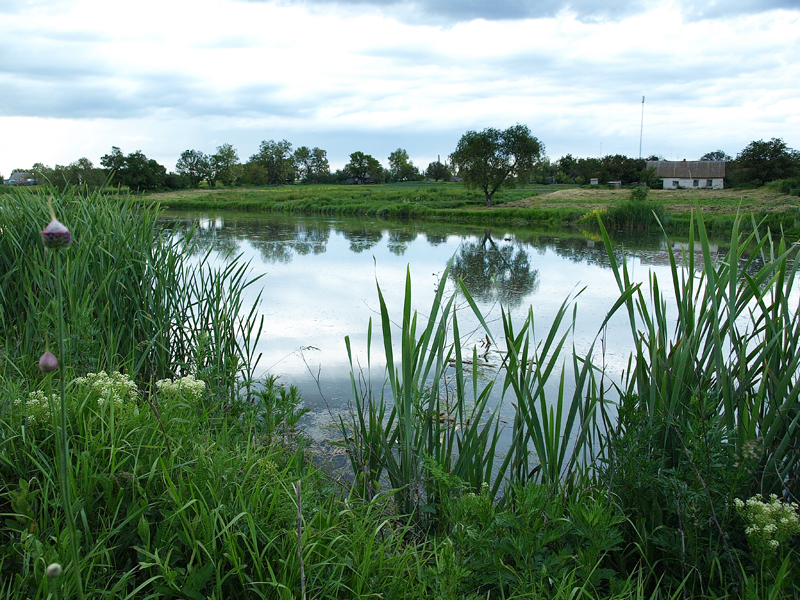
[[163, 211, 725, 440]]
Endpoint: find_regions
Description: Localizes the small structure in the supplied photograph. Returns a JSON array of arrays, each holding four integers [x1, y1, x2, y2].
[[4, 171, 36, 186], [590, 178, 599, 185], [607, 181, 622, 188], [647, 160, 725, 190]]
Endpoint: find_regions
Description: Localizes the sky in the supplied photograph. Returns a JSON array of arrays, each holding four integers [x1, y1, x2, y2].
[[1, 0, 799, 176]]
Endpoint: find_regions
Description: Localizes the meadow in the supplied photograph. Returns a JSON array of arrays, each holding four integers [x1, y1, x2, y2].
[[1, 185, 800, 599], [142, 182, 800, 238]]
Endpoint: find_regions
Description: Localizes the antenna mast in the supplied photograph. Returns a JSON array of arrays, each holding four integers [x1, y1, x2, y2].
[[639, 96, 645, 159]]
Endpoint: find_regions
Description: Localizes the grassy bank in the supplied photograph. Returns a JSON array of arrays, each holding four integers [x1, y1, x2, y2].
[[2, 186, 800, 599], [142, 183, 800, 238]]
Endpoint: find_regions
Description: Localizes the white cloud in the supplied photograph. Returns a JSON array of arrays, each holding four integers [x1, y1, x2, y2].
[[1, 0, 799, 175]]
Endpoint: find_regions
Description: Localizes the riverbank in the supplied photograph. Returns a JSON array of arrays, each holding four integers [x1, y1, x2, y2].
[[143, 182, 800, 237]]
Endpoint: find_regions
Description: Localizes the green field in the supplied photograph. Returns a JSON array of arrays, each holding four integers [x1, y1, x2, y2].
[[143, 182, 800, 237]]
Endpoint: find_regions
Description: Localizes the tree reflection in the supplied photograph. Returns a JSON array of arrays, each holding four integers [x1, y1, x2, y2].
[[165, 218, 241, 259], [450, 231, 539, 308], [248, 222, 330, 263], [342, 227, 383, 253], [387, 230, 418, 256]]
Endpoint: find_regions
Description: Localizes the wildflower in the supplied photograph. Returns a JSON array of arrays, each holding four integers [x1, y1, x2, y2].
[[38, 351, 58, 372], [40, 200, 71, 249], [735, 494, 800, 559]]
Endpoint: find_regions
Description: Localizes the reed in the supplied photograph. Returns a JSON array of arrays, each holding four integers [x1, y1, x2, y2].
[[0, 186, 263, 395]]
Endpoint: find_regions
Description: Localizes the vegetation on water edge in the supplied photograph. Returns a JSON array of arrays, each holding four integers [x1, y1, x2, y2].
[[1, 186, 800, 598]]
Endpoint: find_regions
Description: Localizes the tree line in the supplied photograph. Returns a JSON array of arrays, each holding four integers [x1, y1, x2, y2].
[[4, 130, 798, 199]]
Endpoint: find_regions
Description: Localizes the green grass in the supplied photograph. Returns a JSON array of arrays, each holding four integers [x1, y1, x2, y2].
[[2, 186, 800, 598]]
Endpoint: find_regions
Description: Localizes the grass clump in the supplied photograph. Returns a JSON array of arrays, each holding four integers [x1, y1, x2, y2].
[[581, 185, 666, 231]]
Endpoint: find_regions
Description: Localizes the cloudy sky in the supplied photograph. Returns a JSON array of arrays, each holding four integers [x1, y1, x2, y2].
[[1, 0, 798, 176]]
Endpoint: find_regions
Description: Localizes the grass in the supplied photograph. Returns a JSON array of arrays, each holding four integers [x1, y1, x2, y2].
[[137, 182, 800, 238], [2, 185, 800, 598]]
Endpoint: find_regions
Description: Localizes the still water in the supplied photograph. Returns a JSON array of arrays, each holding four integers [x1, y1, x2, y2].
[[163, 211, 723, 440]]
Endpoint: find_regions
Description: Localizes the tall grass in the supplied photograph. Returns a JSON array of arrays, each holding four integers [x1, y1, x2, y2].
[[0, 185, 263, 394], [3, 186, 800, 598]]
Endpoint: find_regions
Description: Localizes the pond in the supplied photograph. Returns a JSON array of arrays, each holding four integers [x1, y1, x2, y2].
[[163, 211, 726, 441]]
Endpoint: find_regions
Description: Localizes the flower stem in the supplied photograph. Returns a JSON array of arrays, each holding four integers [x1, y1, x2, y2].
[[55, 252, 86, 600]]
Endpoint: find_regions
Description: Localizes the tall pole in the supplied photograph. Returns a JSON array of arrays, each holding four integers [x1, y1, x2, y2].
[[639, 96, 645, 159]]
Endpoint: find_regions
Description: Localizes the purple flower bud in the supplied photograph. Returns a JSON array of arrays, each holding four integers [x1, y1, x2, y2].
[[39, 351, 59, 372], [40, 218, 72, 249]]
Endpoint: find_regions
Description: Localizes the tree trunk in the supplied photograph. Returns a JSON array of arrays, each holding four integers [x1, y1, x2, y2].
[[485, 192, 493, 206]]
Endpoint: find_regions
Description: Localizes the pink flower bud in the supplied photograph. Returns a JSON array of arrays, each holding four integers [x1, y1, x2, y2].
[[40, 218, 72, 249], [39, 351, 59, 372]]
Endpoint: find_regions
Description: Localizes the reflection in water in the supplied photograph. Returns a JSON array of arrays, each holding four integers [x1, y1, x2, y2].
[[451, 231, 539, 308], [387, 230, 418, 256], [342, 227, 382, 254], [158, 210, 746, 444]]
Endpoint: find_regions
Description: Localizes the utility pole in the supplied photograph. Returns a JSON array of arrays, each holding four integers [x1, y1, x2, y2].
[[639, 96, 645, 159]]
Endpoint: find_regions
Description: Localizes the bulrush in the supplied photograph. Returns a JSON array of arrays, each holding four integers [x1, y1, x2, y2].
[[40, 199, 72, 249], [38, 351, 58, 372]]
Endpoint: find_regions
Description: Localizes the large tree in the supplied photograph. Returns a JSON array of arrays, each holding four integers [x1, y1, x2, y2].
[[293, 146, 313, 183], [100, 147, 166, 191], [250, 139, 294, 185], [346, 151, 383, 183], [176, 149, 210, 188], [450, 124, 543, 205], [388, 148, 419, 182], [212, 143, 240, 186], [425, 160, 450, 182], [310, 147, 330, 183], [735, 138, 800, 185]]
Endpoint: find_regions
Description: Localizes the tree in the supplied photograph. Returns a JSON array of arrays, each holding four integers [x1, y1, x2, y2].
[[346, 151, 383, 183], [700, 150, 732, 162], [425, 160, 450, 182], [250, 140, 294, 185], [212, 143, 240, 186], [310, 147, 330, 183], [388, 148, 419, 182], [293, 146, 313, 183], [176, 149, 210, 188], [450, 124, 543, 205], [101, 147, 166, 191], [734, 138, 799, 185]]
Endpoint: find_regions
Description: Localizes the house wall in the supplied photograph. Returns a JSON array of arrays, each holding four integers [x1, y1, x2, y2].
[[662, 178, 723, 190]]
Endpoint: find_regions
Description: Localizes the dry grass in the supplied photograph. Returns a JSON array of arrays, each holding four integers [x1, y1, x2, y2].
[[503, 187, 799, 214]]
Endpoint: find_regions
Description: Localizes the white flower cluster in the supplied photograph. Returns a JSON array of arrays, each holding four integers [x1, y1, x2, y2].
[[155, 375, 206, 402], [74, 371, 139, 408], [734, 494, 800, 557], [16, 390, 58, 425]]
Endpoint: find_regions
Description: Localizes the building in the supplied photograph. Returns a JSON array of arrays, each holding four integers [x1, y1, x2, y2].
[[4, 171, 36, 186], [646, 160, 725, 190]]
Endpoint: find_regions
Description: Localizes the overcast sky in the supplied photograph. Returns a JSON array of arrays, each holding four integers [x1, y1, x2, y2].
[[1, 0, 798, 175]]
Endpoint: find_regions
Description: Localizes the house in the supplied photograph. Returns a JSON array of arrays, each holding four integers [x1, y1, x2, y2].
[[5, 171, 36, 186], [646, 160, 725, 190]]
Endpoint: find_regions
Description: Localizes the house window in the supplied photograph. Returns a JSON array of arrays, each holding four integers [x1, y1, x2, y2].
[[672, 180, 679, 188], [706, 179, 713, 187], [693, 180, 699, 187]]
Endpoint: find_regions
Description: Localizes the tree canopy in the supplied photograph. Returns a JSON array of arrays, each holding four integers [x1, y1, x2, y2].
[[388, 148, 419, 182], [734, 138, 799, 185], [450, 124, 543, 205], [700, 150, 732, 162], [346, 151, 383, 183], [250, 140, 295, 185], [425, 160, 450, 182], [100, 147, 166, 191]]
